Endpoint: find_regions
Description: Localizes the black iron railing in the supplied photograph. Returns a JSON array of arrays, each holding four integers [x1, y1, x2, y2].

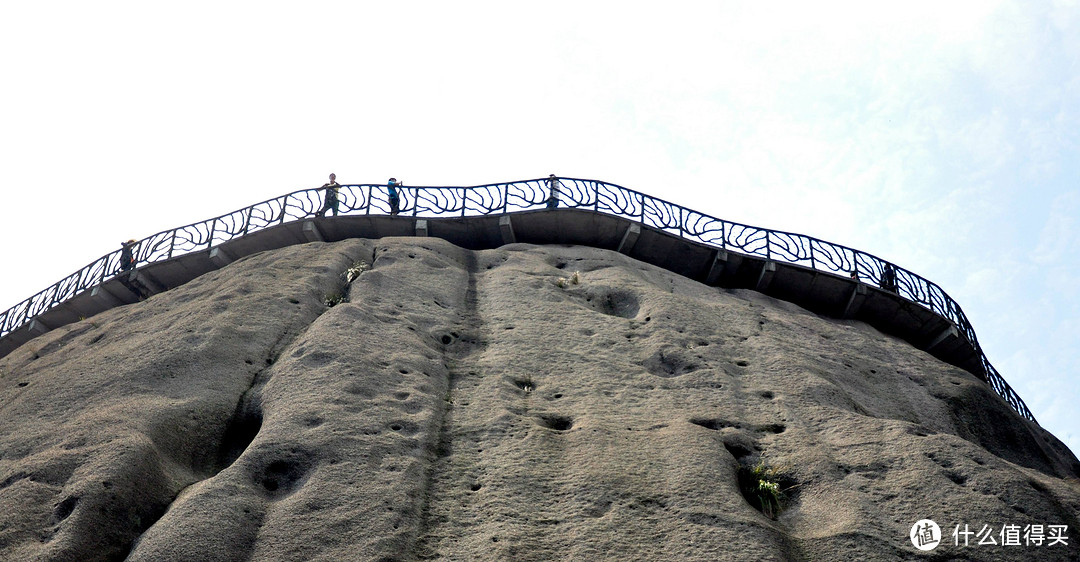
[[0, 177, 1034, 422]]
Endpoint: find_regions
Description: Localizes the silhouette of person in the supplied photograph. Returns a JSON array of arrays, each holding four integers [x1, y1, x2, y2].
[[388, 178, 401, 215], [546, 174, 560, 209], [850, 269, 859, 281], [319, 173, 340, 217], [120, 240, 137, 271], [880, 263, 897, 293]]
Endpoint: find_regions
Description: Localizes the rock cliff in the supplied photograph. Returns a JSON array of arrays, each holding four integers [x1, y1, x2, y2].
[[1, 238, 1077, 561]]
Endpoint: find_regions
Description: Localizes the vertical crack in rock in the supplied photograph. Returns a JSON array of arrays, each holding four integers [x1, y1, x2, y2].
[[411, 250, 485, 559], [122, 245, 369, 560], [123, 327, 316, 560]]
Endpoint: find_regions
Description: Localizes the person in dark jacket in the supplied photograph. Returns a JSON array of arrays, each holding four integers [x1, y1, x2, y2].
[[120, 239, 137, 271], [880, 263, 897, 293]]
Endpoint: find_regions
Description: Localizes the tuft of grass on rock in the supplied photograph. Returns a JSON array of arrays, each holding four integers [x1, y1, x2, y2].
[[737, 458, 796, 519], [556, 271, 581, 288], [326, 261, 371, 307], [343, 261, 370, 284]]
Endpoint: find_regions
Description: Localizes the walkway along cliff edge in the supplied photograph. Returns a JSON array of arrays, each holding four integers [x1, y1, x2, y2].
[[0, 177, 1035, 424]]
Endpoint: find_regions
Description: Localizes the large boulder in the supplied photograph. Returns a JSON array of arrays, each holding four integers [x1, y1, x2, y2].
[[1, 238, 1076, 561]]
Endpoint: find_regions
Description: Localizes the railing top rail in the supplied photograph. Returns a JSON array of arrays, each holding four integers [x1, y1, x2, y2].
[[0, 177, 1035, 423]]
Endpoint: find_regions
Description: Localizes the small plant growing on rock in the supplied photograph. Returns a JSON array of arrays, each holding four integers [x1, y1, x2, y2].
[[556, 271, 581, 288], [752, 462, 782, 518], [344, 261, 370, 284], [737, 458, 796, 520], [325, 261, 370, 307]]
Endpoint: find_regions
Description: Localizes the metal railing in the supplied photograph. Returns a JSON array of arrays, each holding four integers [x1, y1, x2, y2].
[[0, 177, 1034, 422]]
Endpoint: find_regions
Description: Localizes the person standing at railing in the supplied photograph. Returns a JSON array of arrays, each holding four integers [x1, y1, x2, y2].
[[119, 239, 138, 271], [318, 173, 340, 217], [388, 178, 401, 215], [880, 263, 897, 293], [546, 174, 560, 209]]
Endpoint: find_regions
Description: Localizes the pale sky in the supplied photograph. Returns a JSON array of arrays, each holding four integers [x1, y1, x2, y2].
[[2, 1, 1077, 454]]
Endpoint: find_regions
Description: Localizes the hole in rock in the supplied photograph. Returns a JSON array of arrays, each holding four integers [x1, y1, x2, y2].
[[470, 483, 482, 492], [512, 378, 535, 393], [217, 397, 263, 471], [690, 418, 731, 431], [944, 471, 967, 486], [736, 360, 749, 367], [52, 496, 78, 523], [17, 382, 28, 387], [537, 415, 573, 431], [759, 391, 774, 400], [441, 335, 453, 345], [723, 441, 754, 461], [735, 460, 797, 520], [759, 424, 786, 434], [584, 288, 640, 318], [258, 452, 313, 498], [387, 421, 419, 435], [644, 349, 699, 378]]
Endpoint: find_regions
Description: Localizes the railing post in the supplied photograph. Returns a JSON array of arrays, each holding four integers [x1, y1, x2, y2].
[[243, 206, 252, 236], [168, 230, 176, 259], [678, 208, 684, 237], [765, 231, 771, 259], [593, 181, 599, 211], [809, 240, 816, 270], [279, 195, 288, 224], [208, 218, 216, 250], [461, 187, 467, 217], [502, 183, 509, 213], [366, 186, 372, 215], [639, 193, 645, 222], [412, 188, 418, 217]]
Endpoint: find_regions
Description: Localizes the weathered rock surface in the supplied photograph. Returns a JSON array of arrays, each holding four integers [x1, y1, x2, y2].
[[1, 237, 1077, 561]]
